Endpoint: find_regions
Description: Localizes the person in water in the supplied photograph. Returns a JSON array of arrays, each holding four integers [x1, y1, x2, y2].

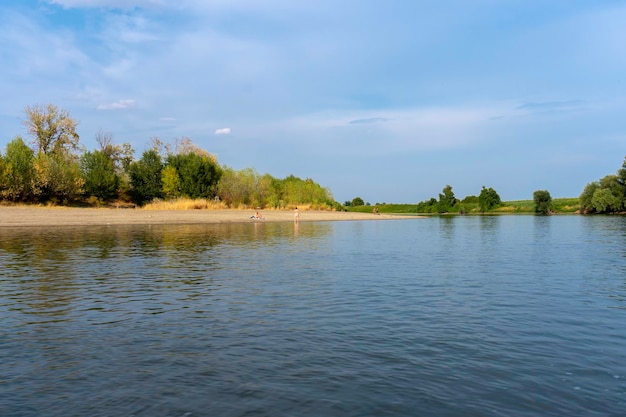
[[294, 207, 299, 222]]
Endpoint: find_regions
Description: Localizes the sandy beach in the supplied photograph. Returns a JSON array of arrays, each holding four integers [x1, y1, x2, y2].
[[0, 206, 417, 227]]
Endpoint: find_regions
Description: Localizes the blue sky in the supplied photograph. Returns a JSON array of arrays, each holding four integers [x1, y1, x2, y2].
[[1, 0, 625, 203]]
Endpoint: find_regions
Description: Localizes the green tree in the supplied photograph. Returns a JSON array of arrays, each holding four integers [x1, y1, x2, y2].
[[579, 181, 599, 213], [128, 149, 164, 205], [591, 188, 622, 213], [533, 190, 552, 215], [478, 186, 501, 212], [23, 104, 79, 156], [351, 196, 365, 206], [80, 150, 119, 201], [166, 152, 222, 199], [31, 152, 84, 204], [161, 165, 182, 200], [438, 185, 457, 213], [579, 157, 626, 214], [0, 137, 35, 201]]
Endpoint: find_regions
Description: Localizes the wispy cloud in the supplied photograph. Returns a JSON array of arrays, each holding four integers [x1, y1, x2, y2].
[[516, 100, 584, 111], [215, 127, 231, 135], [46, 0, 165, 9], [348, 117, 389, 125], [97, 99, 136, 110]]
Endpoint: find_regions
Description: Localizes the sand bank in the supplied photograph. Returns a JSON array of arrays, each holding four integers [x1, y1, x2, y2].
[[0, 206, 420, 227]]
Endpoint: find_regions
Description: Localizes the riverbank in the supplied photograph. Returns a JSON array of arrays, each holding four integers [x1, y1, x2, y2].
[[0, 206, 417, 227]]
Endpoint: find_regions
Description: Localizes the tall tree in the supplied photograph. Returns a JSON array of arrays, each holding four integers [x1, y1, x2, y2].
[[438, 185, 457, 213], [533, 190, 552, 215], [23, 104, 79, 156], [81, 150, 119, 201], [128, 149, 164, 205]]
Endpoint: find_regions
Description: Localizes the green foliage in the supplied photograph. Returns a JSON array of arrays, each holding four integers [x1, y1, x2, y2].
[[166, 152, 222, 199], [579, 181, 599, 213], [591, 188, 622, 213], [478, 186, 501, 212], [0, 137, 35, 201], [462, 195, 479, 204], [215, 170, 336, 209], [437, 185, 457, 213], [416, 197, 439, 213], [216, 167, 257, 207], [161, 165, 181, 199], [533, 190, 552, 214], [81, 150, 119, 201], [578, 158, 626, 214], [32, 153, 84, 204], [351, 196, 365, 206], [129, 150, 163, 205]]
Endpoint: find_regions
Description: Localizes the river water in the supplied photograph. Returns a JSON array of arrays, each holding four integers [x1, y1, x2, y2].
[[1, 215, 625, 416]]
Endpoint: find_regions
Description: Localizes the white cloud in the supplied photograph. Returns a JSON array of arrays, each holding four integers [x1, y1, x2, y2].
[[97, 99, 136, 110], [215, 128, 231, 135], [46, 0, 165, 9]]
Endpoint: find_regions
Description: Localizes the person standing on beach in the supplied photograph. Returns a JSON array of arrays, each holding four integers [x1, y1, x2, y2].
[[294, 207, 299, 223]]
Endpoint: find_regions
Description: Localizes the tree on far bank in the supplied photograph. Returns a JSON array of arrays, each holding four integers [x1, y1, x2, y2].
[[578, 157, 626, 214], [80, 150, 119, 201], [0, 137, 35, 202], [166, 152, 222, 199], [533, 190, 552, 215], [129, 149, 163, 205], [478, 186, 501, 212], [351, 196, 365, 206], [23, 104, 79, 156], [437, 185, 457, 213]]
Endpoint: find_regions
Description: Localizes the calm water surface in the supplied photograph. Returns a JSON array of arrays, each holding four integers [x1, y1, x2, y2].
[[1, 215, 625, 416]]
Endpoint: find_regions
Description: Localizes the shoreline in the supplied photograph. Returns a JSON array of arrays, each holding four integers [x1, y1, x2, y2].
[[0, 206, 421, 227]]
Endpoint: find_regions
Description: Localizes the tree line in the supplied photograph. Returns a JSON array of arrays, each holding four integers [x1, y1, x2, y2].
[[0, 104, 339, 209], [350, 185, 554, 214], [411, 185, 552, 215]]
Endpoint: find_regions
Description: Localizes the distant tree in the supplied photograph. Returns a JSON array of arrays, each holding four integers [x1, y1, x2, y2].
[[478, 186, 501, 212], [579, 157, 626, 214], [462, 195, 479, 204], [128, 149, 163, 205], [591, 188, 621, 213], [579, 181, 599, 213], [351, 196, 364, 206], [437, 185, 457, 213], [533, 190, 552, 215], [80, 150, 119, 201], [0, 137, 35, 201], [216, 167, 256, 207], [95, 130, 134, 174], [31, 152, 84, 204], [166, 152, 222, 199], [23, 104, 79, 156]]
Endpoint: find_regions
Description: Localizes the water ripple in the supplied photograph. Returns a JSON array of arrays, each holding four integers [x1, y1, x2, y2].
[[1, 218, 625, 416]]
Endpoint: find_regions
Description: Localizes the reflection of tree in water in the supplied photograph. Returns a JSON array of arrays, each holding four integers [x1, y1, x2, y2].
[[0, 223, 334, 316], [438, 215, 455, 240]]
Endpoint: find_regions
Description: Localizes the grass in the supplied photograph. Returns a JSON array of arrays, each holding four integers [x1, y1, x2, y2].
[[143, 198, 228, 210]]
